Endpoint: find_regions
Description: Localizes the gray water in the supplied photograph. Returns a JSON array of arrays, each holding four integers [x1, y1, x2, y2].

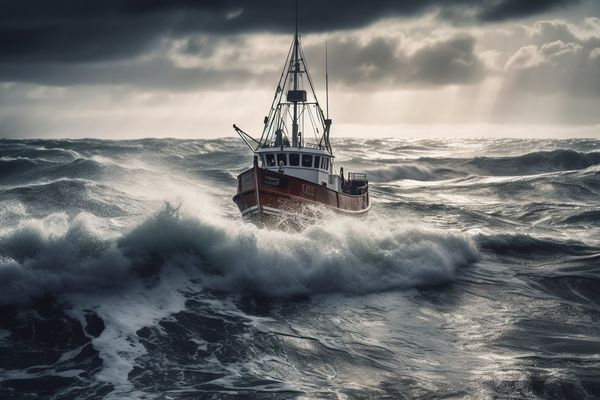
[[1, 137, 599, 399]]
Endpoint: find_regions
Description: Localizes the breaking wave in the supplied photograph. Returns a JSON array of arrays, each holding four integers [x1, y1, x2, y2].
[[0, 212, 131, 305], [0, 206, 478, 306]]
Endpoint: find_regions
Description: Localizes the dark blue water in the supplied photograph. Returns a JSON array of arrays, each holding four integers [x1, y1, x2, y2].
[[1, 138, 600, 399]]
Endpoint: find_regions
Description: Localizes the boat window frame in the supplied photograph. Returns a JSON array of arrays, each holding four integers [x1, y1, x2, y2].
[[289, 153, 300, 166], [302, 154, 312, 168], [314, 155, 321, 169], [277, 153, 287, 166], [265, 153, 276, 167]]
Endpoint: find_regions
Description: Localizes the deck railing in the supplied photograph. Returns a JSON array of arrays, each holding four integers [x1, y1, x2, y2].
[[348, 172, 367, 182]]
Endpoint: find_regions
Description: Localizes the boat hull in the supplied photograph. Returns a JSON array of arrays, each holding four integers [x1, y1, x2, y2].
[[233, 165, 369, 225]]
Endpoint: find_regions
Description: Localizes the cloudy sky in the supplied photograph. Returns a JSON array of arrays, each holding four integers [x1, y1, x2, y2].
[[1, 0, 599, 139]]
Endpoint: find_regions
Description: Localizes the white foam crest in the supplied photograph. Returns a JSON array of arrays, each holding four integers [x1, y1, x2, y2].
[[0, 155, 50, 162], [119, 207, 479, 297], [0, 203, 478, 306], [0, 212, 130, 305]]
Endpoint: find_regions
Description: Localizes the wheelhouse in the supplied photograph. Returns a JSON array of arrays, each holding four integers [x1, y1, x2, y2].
[[255, 146, 338, 189], [257, 148, 332, 173]]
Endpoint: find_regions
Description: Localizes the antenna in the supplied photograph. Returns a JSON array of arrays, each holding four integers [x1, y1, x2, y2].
[[325, 41, 329, 119], [291, 0, 299, 147]]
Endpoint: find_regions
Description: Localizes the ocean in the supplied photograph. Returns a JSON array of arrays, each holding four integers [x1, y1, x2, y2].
[[1, 137, 599, 399]]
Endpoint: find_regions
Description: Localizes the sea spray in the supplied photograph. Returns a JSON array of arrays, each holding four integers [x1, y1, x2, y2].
[[0, 205, 478, 305]]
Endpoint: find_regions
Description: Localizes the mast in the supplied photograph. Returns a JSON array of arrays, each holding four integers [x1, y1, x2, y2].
[[325, 41, 329, 119], [292, 0, 299, 147], [254, 0, 331, 153], [323, 40, 332, 153]]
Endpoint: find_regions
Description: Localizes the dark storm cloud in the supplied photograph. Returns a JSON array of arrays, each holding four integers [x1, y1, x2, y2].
[[305, 34, 486, 88], [478, 0, 579, 21], [0, 32, 486, 91], [0, 0, 580, 64], [0, 58, 267, 91]]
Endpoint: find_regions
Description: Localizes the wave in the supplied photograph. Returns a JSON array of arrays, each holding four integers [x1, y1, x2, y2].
[[0, 155, 161, 190], [561, 210, 600, 225], [0, 158, 53, 181], [527, 274, 600, 307], [476, 233, 593, 256], [364, 149, 600, 183], [468, 149, 600, 176], [0, 207, 479, 306], [0, 212, 130, 306], [0, 145, 82, 163], [0, 157, 107, 185], [1, 179, 129, 218], [366, 164, 457, 182]]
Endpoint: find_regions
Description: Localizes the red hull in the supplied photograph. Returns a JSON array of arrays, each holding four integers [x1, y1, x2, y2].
[[233, 165, 369, 224]]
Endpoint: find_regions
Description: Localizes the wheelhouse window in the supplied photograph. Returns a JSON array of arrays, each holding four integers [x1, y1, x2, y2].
[[277, 153, 287, 166], [325, 158, 330, 171], [320, 157, 325, 170], [266, 153, 276, 167], [289, 153, 299, 166], [314, 155, 320, 169], [302, 154, 312, 168]]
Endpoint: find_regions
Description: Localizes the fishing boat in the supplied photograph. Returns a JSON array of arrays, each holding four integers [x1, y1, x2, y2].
[[232, 11, 370, 225]]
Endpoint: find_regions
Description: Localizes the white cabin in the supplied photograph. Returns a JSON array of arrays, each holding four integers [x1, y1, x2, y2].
[[256, 147, 342, 192]]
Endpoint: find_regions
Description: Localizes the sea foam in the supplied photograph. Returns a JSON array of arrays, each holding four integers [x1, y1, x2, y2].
[[0, 205, 478, 305]]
